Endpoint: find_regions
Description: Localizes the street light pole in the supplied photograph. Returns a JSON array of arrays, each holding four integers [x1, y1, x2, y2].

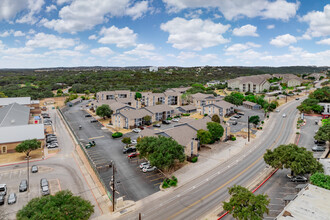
[[27, 154, 29, 192], [247, 116, 250, 142]]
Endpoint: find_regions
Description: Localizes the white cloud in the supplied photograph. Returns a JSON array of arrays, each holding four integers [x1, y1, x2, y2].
[[162, 0, 299, 21], [26, 33, 76, 49], [225, 42, 261, 55], [57, 0, 72, 5], [88, 35, 98, 40], [0, 0, 27, 21], [14, 31, 25, 37], [46, 4, 57, 12], [90, 47, 114, 57], [16, 0, 45, 24], [41, 0, 150, 33], [74, 44, 88, 51], [270, 34, 297, 47], [184, 9, 203, 19], [0, 30, 12, 37], [300, 4, 330, 37], [267, 24, 275, 29], [98, 26, 137, 48], [44, 49, 82, 57], [316, 38, 330, 45], [124, 44, 163, 61], [160, 17, 230, 50], [125, 1, 149, 20], [232, 24, 259, 37], [177, 51, 197, 60], [200, 53, 218, 62]]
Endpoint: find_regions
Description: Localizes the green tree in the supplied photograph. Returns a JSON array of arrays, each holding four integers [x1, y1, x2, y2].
[[197, 129, 212, 144], [211, 114, 220, 123], [136, 136, 185, 171], [309, 86, 330, 102], [122, 137, 131, 145], [56, 89, 63, 96], [297, 98, 323, 114], [314, 124, 330, 142], [143, 115, 152, 124], [15, 139, 41, 158], [135, 92, 142, 100], [310, 172, 330, 190], [223, 185, 270, 220], [249, 115, 260, 125], [207, 122, 224, 141], [16, 190, 94, 220], [0, 92, 7, 98], [264, 144, 324, 176], [84, 90, 90, 99], [224, 92, 244, 106], [96, 104, 113, 119], [321, 119, 330, 126]]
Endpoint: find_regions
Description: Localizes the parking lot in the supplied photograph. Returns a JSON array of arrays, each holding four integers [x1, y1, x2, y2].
[[62, 101, 163, 202], [0, 165, 61, 219], [229, 106, 265, 134], [299, 115, 324, 158]]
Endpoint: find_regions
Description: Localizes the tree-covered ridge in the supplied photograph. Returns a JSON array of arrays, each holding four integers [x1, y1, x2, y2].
[[0, 66, 325, 100]]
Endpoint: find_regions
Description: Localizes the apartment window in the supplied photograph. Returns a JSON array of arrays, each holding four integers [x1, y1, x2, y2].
[[106, 95, 114, 100], [1, 146, 7, 154], [201, 101, 206, 106]]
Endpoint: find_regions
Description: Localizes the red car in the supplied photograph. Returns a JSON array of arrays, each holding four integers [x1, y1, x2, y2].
[[138, 126, 145, 130], [128, 152, 139, 158]]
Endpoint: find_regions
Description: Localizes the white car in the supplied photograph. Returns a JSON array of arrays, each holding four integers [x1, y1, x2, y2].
[[282, 113, 286, 118], [131, 140, 137, 144], [275, 109, 280, 112], [139, 162, 150, 169], [47, 143, 59, 148], [142, 166, 157, 173], [172, 118, 180, 122], [132, 128, 141, 133]]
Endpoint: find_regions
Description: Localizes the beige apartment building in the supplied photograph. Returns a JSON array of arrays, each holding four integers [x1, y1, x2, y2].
[[228, 74, 271, 93]]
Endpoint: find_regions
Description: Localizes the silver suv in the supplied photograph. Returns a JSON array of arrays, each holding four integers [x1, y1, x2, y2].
[[0, 184, 7, 196]]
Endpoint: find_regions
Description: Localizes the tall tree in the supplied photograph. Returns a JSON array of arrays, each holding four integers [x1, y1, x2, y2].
[[122, 137, 131, 145], [15, 139, 41, 158], [223, 185, 270, 220], [264, 144, 324, 176], [249, 115, 260, 125], [136, 136, 185, 171], [207, 122, 224, 141], [143, 115, 152, 124], [135, 92, 142, 100], [211, 114, 220, 123], [197, 129, 212, 145], [16, 190, 94, 220], [314, 124, 330, 142], [96, 104, 113, 119]]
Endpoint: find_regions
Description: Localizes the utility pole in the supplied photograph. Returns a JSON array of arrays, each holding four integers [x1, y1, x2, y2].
[[247, 116, 250, 142], [112, 163, 115, 212], [286, 95, 288, 103], [139, 213, 142, 220], [27, 155, 29, 191]]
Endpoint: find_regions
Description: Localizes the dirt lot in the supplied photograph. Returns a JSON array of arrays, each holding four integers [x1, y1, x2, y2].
[[0, 148, 44, 164]]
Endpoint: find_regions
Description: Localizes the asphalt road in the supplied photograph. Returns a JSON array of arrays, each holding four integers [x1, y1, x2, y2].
[[62, 101, 161, 202], [0, 106, 102, 219], [119, 98, 302, 220]]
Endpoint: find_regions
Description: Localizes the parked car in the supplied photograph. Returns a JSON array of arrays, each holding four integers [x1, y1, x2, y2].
[[42, 185, 50, 196], [282, 113, 286, 118], [232, 121, 238, 125], [172, 118, 180, 122], [46, 134, 56, 138], [31, 165, 38, 173], [275, 109, 280, 112], [312, 145, 326, 152], [233, 115, 241, 119], [162, 120, 171, 124], [153, 124, 161, 128], [237, 112, 244, 116], [295, 98, 300, 100], [0, 184, 7, 196], [19, 180, 28, 192], [43, 115, 50, 119], [131, 140, 137, 145], [127, 152, 139, 158], [132, 128, 141, 133], [290, 176, 308, 182], [139, 162, 150, 169], [0, 195, 4, 205], [314, 140, 326, 145], [41, 113, 49, 117], [47, 142, 59, 149], [40, 178, 49, 187], [138, 126, 145, 130], [229, 117, 236, 120], [142, 166, 157, 173], [90, 119, 98, 123], [123, 147, 136, 154], [7, 193, 17, 205], [85, 114, 92, 117], [315, 120, 318, 125], [46, 138, 57, 143]]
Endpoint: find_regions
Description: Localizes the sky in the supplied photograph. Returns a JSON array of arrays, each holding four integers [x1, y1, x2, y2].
[[0, 0, 330, 68]]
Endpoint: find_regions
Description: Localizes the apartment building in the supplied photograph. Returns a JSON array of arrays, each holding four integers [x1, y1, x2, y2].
[[273, 74, 303, 87], [144, 104, 175, 121], [228, 74, 271, 93], [97, 90, 134, 100], [202, 100, 235, 117], [112, 109, 152, 129]]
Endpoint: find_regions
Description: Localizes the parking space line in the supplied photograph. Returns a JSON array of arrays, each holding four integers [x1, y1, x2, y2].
[[154, 182, 161, 186], [146, 173, 161, 178], [149, 177, 164, 182], [88, 136, 104, 140]]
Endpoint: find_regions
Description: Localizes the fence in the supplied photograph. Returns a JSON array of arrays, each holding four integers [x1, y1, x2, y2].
[[57, 107, 112, 201]]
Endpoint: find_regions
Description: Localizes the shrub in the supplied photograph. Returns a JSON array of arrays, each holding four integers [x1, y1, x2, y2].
[[296, 132, 300, 134], [112, 132, 123, 138], [259, 127, 262, 130], [261, 121, 264, 124], [310, 172, 330, 190], [204, 113, 208, 116], [182, 113, 190, 116], [162, 176, 178, 189], [162, 181, 169, 189], [174, 115, 181, 118], [231, 136, 236, 141], [267, 115, 269, 118], [191, 157, 198, 163]]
